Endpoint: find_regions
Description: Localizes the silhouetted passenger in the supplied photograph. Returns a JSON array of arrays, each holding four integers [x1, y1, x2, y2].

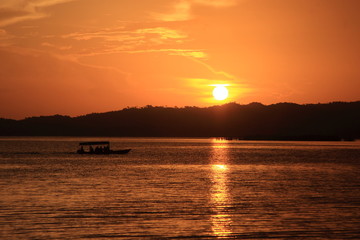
[[77, 146, 85, 154], [104, 145, 110, 153], [95, 146, 100, 153], [90, 146, 94, 153]]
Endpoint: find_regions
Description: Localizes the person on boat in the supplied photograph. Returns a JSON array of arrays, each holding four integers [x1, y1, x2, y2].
[[77, 146, 85, 154], [104, 145, 110, 153], [90, 146, 94, 153]]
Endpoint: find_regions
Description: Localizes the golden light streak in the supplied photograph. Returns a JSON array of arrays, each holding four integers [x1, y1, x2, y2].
[[210, 140, 233, 237]]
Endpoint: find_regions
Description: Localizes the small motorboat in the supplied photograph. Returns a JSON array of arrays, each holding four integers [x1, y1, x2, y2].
[[77, 141, 131, 155]]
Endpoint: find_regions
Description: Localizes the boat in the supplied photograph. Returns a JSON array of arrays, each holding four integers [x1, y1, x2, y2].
[[77, 141, 131, 155]]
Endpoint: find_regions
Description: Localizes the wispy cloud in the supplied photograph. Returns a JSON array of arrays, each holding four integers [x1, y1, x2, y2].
[[0, 29, 13, 46], [63, 27, 128, 41], [0, 0, 76, 27], [125, 48, 207, 59], [135, 27, 187, 41], [63, 27, 187, 42], [191, 57, 237, 80], [152, 0, 238, 22], [152, 0, 191, 22], [193, 0, 238, 7], [41, 42, 72, 50], [61, 26, 198, 57]]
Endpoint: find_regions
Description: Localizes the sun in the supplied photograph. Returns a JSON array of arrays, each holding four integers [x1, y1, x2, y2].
[[213, 85, 229, 101]]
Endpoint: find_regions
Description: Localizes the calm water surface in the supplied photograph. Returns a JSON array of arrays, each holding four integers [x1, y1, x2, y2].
[[0, 137, 359, 239]]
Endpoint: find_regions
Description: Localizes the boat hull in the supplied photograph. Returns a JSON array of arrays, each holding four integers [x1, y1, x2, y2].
[[77, 149, 131, 155]]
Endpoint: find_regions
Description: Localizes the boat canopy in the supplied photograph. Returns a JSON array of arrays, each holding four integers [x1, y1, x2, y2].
[[79, 141, 110, 146]]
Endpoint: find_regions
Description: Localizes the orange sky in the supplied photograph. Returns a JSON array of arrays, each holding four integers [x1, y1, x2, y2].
[[1, 0, 359, 119]]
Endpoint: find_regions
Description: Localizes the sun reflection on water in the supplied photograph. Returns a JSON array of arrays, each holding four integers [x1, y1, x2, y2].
[[210, 140, 233, 237]]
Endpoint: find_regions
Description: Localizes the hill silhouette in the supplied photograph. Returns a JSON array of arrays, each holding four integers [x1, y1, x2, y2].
[[1, 102, 359, 140]]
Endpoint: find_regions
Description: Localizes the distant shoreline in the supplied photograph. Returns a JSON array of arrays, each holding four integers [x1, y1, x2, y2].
[[1, 101, 359, 140], [0, 136, 358, 142]]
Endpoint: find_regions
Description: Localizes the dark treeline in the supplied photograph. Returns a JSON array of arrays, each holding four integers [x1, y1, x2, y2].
[[1, 101, 360, 140]]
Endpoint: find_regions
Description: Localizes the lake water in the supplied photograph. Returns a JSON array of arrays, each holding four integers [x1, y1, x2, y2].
[[0, 137, 359, 239]]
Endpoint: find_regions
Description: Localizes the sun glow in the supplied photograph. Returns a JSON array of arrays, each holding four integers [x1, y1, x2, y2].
[[213, 85, 229, 101]]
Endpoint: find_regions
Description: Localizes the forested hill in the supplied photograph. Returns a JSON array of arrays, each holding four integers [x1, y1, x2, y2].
[[1, 101, 360, 140]]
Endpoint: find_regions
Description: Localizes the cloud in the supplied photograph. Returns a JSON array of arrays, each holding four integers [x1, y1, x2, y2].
[[135, 27, 187, 41], [0, 48, 132, 118], [41, 42, 72, 50], [152, 0, 191, 22], [0, 29, 13, 46], [193, 0, 238, 7], [61, 26, 192, 57], [0, 0, 76, 27], [125, 48, 207, 59], [152, 0, 238, 22], [63, 27, 187, 43]]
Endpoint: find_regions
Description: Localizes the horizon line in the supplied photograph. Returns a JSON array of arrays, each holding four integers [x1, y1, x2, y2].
[[1, 100, 359, 121]]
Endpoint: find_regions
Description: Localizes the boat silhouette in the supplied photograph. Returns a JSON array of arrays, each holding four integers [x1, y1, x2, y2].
[[77, 141, 131, 154]]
